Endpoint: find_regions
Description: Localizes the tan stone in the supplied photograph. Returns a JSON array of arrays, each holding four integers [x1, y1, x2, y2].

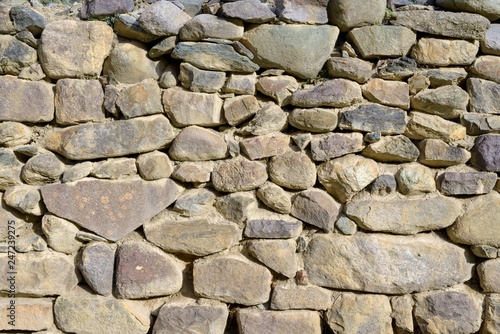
[[215, 191, 258, 223], [180, 14, 244, 41], [419, 139, 471, 167], [3, 185, 44, 216], [241, 133, 290, 160], [136, 150, 173, 180], [22, 153, 65, 186], [291, 188, 340, 231], [223, 95, 260, 126], [395, 162, 436, 195], [0, 35, 37, 75], [271, 281, 332, 310], [362, 135, 419, 163], [256, 75, 298, 106], [348, 26, 416, 58], [362, 78, 409, 109], [278, 0, 328, 24], [326, 57, 373, 83], [224, 73, 257, 95], [470, 56, 500, 84], [237, 309, 321, 334], [0, 121, 32, 147], [39, 20, 113, 79], [290, 79, 362, 108], [421, 67, 468, 88], [391, 295, 414, 334], [478, 258, 500, 293], [116, 79, 163, 119], [436, 0, 500, 21], [91, 158, 137, 180], [467, 77, 500, 114], [269, 151, 316, 190], [288, 108, 338, 133], [212, 157, 267, 193], [42, 214, 82, 254], [405, 111, 467, 143], [55, 79, 104, 125], [171, 161, 213, 184], [0, 298, 53, 331], [256, 182, 291, 214], [311, 132, 364, 161], [412, 38, 479, 66], [240, 103, 287, 136], [248, 239, 297, 278], [244, 209, 302, 239], [411, 85, 469, 119], [169, 126, 228, 161]]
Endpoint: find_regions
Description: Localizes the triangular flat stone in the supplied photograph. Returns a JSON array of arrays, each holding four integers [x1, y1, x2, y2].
[[41, 178, 180, 241]]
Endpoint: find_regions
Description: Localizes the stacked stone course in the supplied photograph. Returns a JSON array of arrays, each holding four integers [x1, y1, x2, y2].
[[0, 0, 500, 332]]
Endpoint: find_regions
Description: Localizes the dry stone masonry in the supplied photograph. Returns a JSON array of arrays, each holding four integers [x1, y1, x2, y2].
[[0, 0, 499, 333]]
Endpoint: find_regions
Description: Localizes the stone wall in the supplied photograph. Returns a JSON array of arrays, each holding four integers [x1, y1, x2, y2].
[[0, 0, 499, 332]]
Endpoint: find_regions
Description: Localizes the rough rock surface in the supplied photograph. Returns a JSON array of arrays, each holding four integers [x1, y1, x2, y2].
[[212, 157, 267, 192], [348, 26, 416, 58], [237, 309, 322, 334], [291, 189, 340, 231], [290, 79, 362, 108]]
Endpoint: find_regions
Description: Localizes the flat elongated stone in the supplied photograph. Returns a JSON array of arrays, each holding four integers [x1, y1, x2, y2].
[[362, 78, 409, 109], [237, 309, 321, 334], [179, 62, 226, 93], [179, 14, 244, 41], [0, 251, 78, 296], [171, 42, 259, 72], [393, 10, 490, 40], [339, 104, 407, 135], [345, 194, 461, 234], [41, 178, 180, 241], [467, 78, 500, 114], [277, 0, 328, 24], [241, 24, 339, 79], [212, 157, 267, 192], [245, 210, 302, 239], [471, 134, 500, 171], [311, 132, 364, 161], [421, 68, 468, 88], [169, 126, 227, 161], [362, 135, 419, 163], [411, 85, 469, 119], [194, 253, 272, 305], [305, 232, 474, 294], [437, 171, 497, 195], [271, 281, 332, 310], [0, 297, 53, 331], [288, 108, 338, 133], [81, 0, 134, 19], [328, 0, 385, 31], [462, 113, 500, 135], [290, 79, 362, 108], [39, 20, 113, 79], [241, 133, 290, 160], [412, 38, 479, 66], [448, 192, 500, 247], [44, 115, 174, 160], [348, 26, 416, 58], [144, 210, 241, 256], [405, 111, 466, 143], [327, 57, 373, 83], [418, 139, 471, 167], [436, 0, 500, 21], [221, 0, 276, 23], [0, 76, 53, 123]]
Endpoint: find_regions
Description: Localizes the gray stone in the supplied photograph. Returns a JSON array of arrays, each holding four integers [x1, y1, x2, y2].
[[163, 88, 224, 127], [448, 192, 500, 247], [348, 26, 416, 58], [212, 157, 267, 192], [103, 39, 168, 84], [138, 0, 191, 37], [393, 10, 490, 40], [215, 191, 257, 223], [363, 135, 419, 163], [18, 62, 45, 81], [62, 162, 93, 183], [482, 24, 500, 56], [256, 75, 298, 106], [172, 42, 259, 73], [327, 0, 385, 31], [153, 298, 229, 334], [116, 241, 183, 299], [55, 79, 105, 125], [22, 153, 65, 185], [369, 174, 397, 196], [345, 194, 461, 234], [180, 14, 243, 41], [471, 245, 499, 259], [41, 177, 180, 241], [0, 149, 23, 190], [248, 239, 297, 278], [78, 242, 116, 296], [482, 294, 500, 334], [326, 57, 373, 83], [54, 291, 150, 334], [411, 85, 469, 119], [391, 295, 414, 334], [136, 150, 173, 180], [418, 139, 471, 167], [221, 0, 276, 23], [10, 5, 46, 36], [241, 24, 339, 79], [223, 73, 257, 95], [288, 108, 338, 133], [462, 113, 500, 135], [256, 182, 291, 214], [241, 133, 290, 160], [326, 293, 392, 334], [113, 14, 158, 43], [405, 111, 466, 143], [179, 62, 226, 93], [310, 132, 364, 161], [421, 67, 468, 88], [144, 210, 241, 256], [223, 95, 259, 126], [271, 281, 332, 310], [408, 73, 430, 95], [317, 154, 379, 203], [339, 104, 407, 134], [436, 0, 500, 21], [335, 215, 358, 235], [240, 103, 287, 136], [412, 38, 479, 66], [0, 35, 37, 75], [0, 297, 53, 331], [169, 126, 227, 161], [478, 258, 500, 293], [362, 78, 410, 110], [172, 161, 213, 184], [414, 285, 484, 334], [376, 57, 417, 80], [81, 0, 134, 19], [173, 188, 215, 216], [237, 309, 321, 334], [3, 185, 43, 216], [278, 0, 328, 24], [148, 36, 177, 58], [467, 78, 500, 114], [91, 158, 137, 180], [470, 56, 500, 84], [44, 115, 175, 160], [245, 210, 303, 239], [0, 76, 53, 123], [194, 253, 272, 305], [39, 20, 113, 79], [0, 250, 79, 296], [0, 121, 31, 147], [269, 151, 317, 190], [304, 232, 474, 294], [290, 79, 362, 108], [471, 134, 500, 171], [0, 4, 14, 34], [116, 79, 163, 119], [437, 171, 497, 196], [291, 188, 340, 232]]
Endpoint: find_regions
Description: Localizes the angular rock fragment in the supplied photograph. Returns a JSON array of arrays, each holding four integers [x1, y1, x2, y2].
[[369, 174, 397, 196], [412, 38, 479, 66], [482, 24, 500, 56], [221, 0, 276, 23], [0, 122, 31, 147], [471, 245, 499, 259], [22, 153, 65, 185], [327, 0, 385, 31], [271, 281, 332, 310], [291, 189, 340, 232], [471, 134, 500, 171], [136, 150, 172, 180], [437, 171, 497, 196], [376, 57, 417, 80], [339, 104, 407, 134], [4, 185, 43, 216], [310, 132, 364, 161], [138, 0, 191, 37], [269, 151, 316, 190], [241, 24, 339, 79], [237, 309, 321, 334], [41, 177, 180, 241], [362, 78, 409, 109], [215, 191, 257, 223], [467, 78, 500, 114], [78, 242, 116, 296], [91, 158, 137, 180], [256, 182, 291, 214], [304, 232, 474, 294], [482, 294, 500, 334], [391, 295, 414, 334], [436, 0, 500, 21], [418, 139, 471, 167], [256, 75, 298, 106], [345, 194, 461, 234], [170, 126, 227, 161], [411, 85, 469, 119], [44, 115, 175, 160], [116, 79, 163, 119], [421, 67, 468, 88], [223, 95, 259, 126], [113, 14, 158, 43], [245, 210, 302, 239], [405, 111, 466, 143], [39, 20, 113, 79], [178, 62, 226, 93], [240, 103, 287, 136], [41, 214, 82, 254], [240, 133, 289, 160], [172, 161, 213, 184], [0, 35, 37, 75], [194, 253, 272, 305], [363, 135, 419, 163], [248, 239, 297, 278], [224, 73, 257, 95], [180, 14, 243, 41], [62, 162, 93, 183], [348, 26, 416, 58], [149, 35, 177, 58], [327, 57, 373, 83], [81, 0, 134, 19], [317, 154, 378, 203], [461, 112, 500, 135], [55, 79, 104, 125], [290, 79, 362, 108], [0, 4, 14, 34], [212, 157, 267, 192], [0, 149, 23, 190], [173, 188, 215, 216], [470, 56, 500, 84], [478, 259, 500, 293], [288, 108, 338, 133], [144, 210, 241, 256], [163, 88, 224, 127]]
